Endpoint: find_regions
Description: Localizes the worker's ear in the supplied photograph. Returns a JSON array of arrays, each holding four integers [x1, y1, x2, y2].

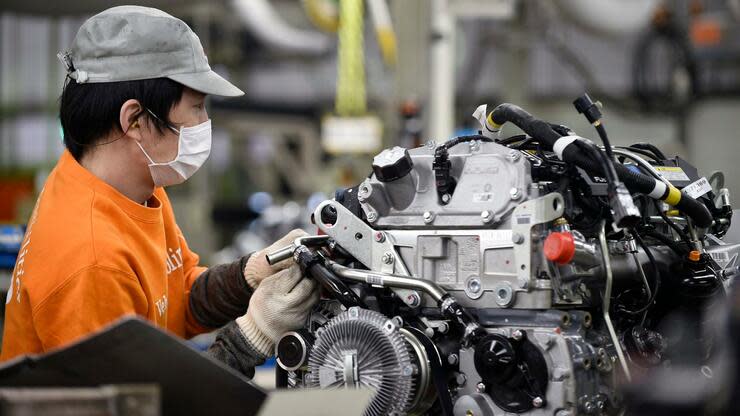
[[119, 99, 145, 142]]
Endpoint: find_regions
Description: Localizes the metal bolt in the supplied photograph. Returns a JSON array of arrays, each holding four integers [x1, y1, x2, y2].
[[447, 353, 459, 365], [406, 293, 421, 307], [455, 372, 467, 386], [469, 141, 480, 152], [367, 212, 378, 222], [358, 186, 370, 202], [481, 210, 492, 223], [509, 187, 521, 200], [441, 193, 451, 204], [374, 231, 386, 243], [467, 278, 481, 294], [476, 382, 486, 393], [508, 150, 521, 162], [423, 211, 435, 223], [512, 329, 524, 341], [402, 365, 414, 376], [512, 232, 524, 244], [382, 252, 395, 265], [532, 397, 544, 408], [426, 140, 437, 149]]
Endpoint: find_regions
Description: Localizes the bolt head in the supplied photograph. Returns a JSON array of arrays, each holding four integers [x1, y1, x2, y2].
[[406, 293, 421, 307], [476, 382, 486, 392], [374, 231, 386, 242], [512, 329, 524, 341], [455, 373, 467, 386], [423, 211, 434, 223], [509, 187, 521, 200], [532, 396, 544, 408], [382, 252, 395, 264], [441, 193, 451, 204], [481, 210, 492, 223], [467, 278, 481, 294], [508, 150, 521, 162], [512, 232, 524, 244], [367, 212, 378, 222], [447, 353, 459, 365]]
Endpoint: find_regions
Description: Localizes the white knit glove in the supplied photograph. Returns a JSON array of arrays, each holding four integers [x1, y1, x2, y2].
[[236, 264, 319, 357], [243, 229, 308, 289]]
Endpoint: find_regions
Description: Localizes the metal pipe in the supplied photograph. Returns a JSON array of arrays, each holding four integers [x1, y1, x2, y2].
[[632, 251, 651, 326], [598, 220, 632, 381], [612, 147, 671, 188], [266, 235, 331, 265], [329, 263, 448, 302]]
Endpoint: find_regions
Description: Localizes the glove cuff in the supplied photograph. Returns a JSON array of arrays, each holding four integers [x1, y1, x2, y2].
[[243, 254, 263, 290], [236, 313, 273, 358]]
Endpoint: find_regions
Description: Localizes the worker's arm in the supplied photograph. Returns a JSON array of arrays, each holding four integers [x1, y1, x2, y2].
[[205, 265, 319, 378], [187, 255, 254, 330], [183, 228, 308, 335], [33, 266, 148, 351]]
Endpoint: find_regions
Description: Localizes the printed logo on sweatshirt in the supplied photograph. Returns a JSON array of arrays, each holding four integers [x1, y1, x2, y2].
[[165, 246, 183, 275], [155, 294, 168, 317], [7, 188, 44, 305]]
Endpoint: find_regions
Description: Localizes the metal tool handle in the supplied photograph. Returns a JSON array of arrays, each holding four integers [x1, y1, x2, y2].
[[265, 235, 331, 265]]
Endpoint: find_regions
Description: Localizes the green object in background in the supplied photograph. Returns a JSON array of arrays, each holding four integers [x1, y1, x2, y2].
[[335, 0, 366, 117]]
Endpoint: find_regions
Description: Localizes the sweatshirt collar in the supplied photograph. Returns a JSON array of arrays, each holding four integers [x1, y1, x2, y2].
[[58, 150, 163, 223]]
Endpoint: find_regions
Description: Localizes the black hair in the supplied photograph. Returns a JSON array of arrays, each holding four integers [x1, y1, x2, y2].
[[59, 76, 184, 160]]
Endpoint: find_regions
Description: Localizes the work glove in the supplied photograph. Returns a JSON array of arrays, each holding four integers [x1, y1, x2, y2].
[[243, 229, 308, 289], [236, 264, 319, 357]]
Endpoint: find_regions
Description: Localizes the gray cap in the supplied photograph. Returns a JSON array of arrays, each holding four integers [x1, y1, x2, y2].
[[57, 5, 244, 97]]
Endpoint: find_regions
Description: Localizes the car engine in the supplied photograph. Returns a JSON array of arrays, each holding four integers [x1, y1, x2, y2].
[[266, 96, 737, 415]]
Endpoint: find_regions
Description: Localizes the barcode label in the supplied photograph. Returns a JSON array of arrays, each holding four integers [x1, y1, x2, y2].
[[683, 177, 712, 199]]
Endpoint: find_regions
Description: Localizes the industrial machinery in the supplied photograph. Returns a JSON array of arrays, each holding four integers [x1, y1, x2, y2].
[[267, 95, 736, 415]]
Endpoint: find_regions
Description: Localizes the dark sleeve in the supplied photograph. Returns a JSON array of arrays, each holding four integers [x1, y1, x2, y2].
[[206, 321, 266, 379], [189, 254, 254, 328]]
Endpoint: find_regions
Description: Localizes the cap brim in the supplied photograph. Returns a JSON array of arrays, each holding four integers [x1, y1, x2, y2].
[[168, 70, 244, 97]]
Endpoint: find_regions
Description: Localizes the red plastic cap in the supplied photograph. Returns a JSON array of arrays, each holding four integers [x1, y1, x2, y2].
[[544, 232, 576, 265]]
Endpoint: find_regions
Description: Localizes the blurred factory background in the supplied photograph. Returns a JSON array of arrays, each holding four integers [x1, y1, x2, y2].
[[1, 0, 739, 309]]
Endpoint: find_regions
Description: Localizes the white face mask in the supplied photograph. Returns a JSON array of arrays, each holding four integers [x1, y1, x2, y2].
[[136, 114, 212, 187]]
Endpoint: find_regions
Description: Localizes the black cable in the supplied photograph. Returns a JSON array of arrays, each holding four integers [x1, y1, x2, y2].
[[443, 134, 493, 150], [642, 230, 689, 257], [575, 139, 617, 184], [595, 123, 618, 174], [618, 231, 661, 315], [497, 134, 528, 145], [653, 200, 693, 246], [615, 146, 662, 162], [629, 143, 667, 160], [488, 103, 714, 228]]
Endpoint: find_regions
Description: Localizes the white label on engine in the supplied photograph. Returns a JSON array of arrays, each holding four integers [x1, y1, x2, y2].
[[655, 166, 690, 181], [683, 177, 712, 199]]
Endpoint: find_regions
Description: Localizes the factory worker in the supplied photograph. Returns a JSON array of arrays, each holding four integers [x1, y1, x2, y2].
[[0, 6, 318, 378]]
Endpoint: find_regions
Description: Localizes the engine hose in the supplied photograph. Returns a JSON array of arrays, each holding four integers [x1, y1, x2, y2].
[[487, 103, 713, 228]]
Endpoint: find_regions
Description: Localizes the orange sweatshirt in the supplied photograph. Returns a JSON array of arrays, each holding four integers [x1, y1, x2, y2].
[[1, 151, 212, 362]]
